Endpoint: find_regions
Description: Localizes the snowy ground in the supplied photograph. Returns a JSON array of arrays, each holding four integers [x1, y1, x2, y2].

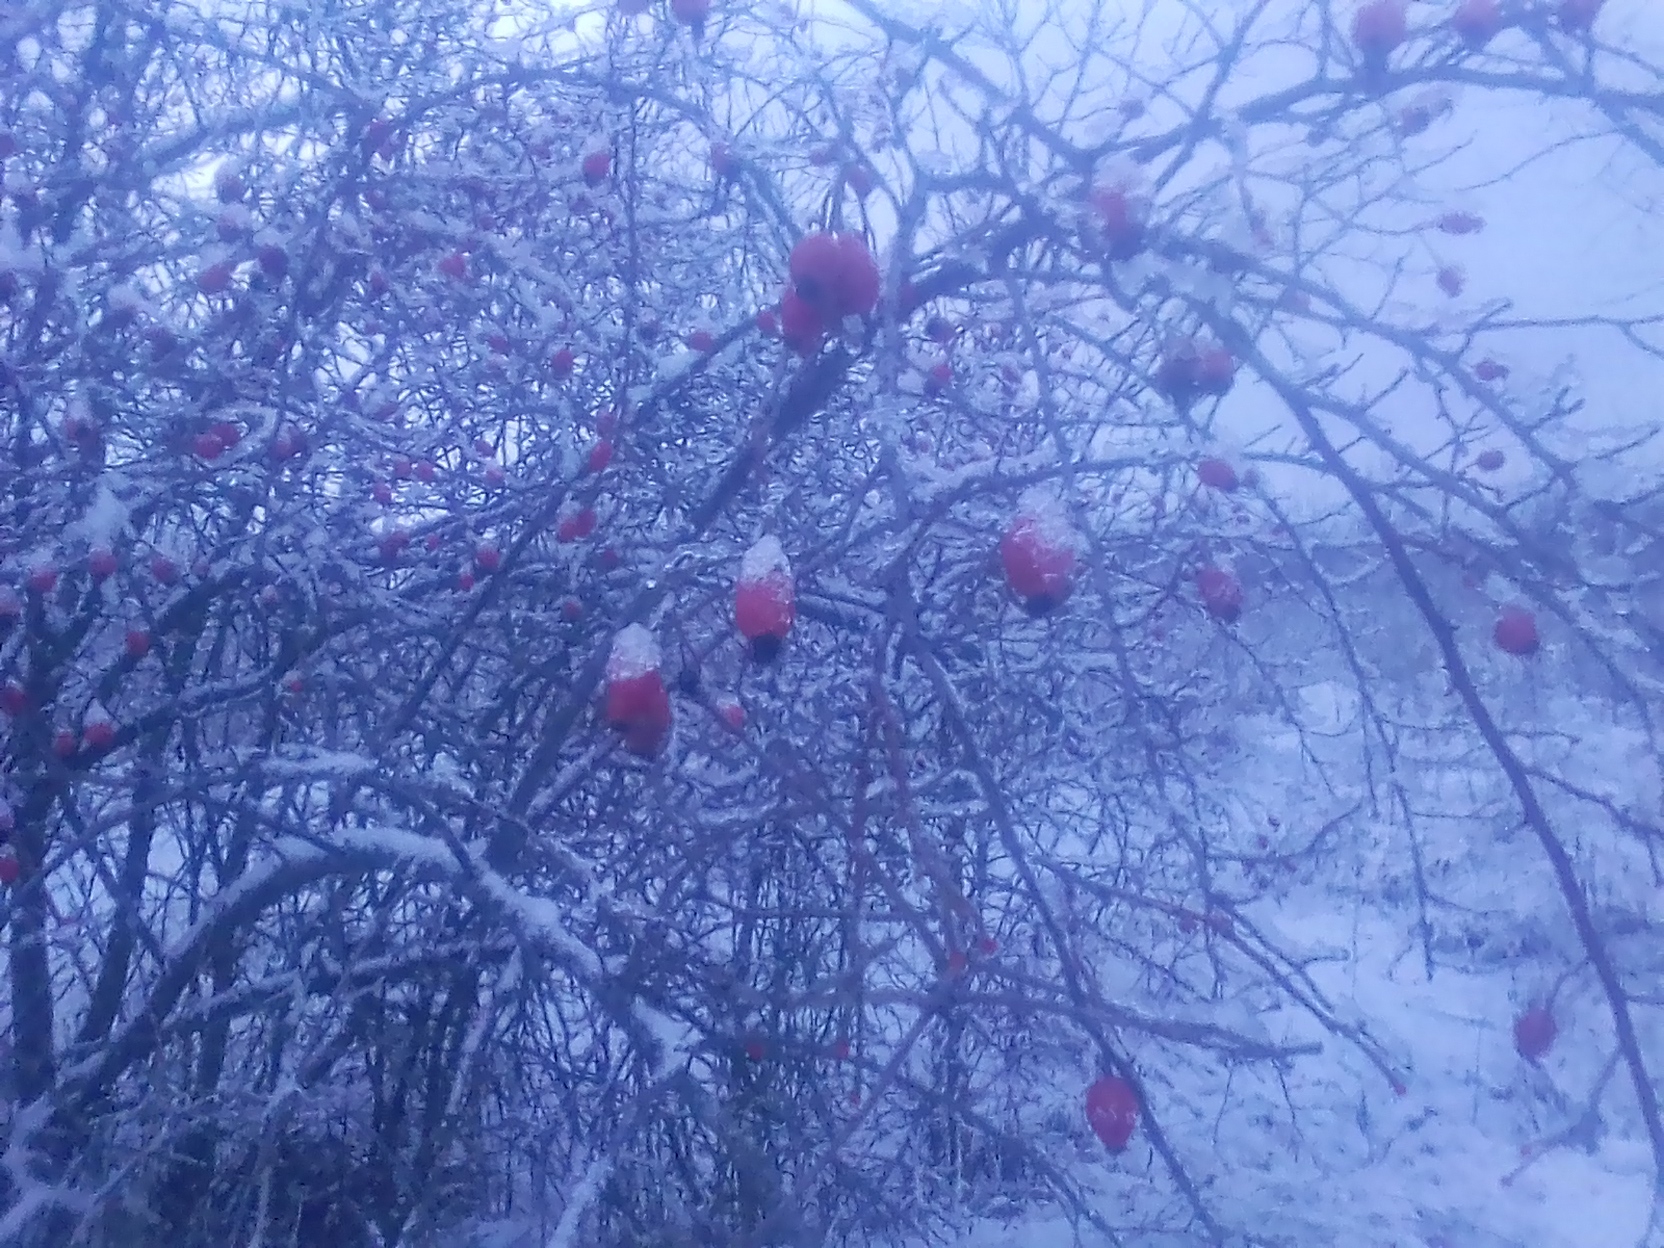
[[915, 895, 1654, 1248]]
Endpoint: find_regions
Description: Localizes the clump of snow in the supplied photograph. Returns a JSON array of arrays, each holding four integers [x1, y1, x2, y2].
[[739, 534, 791, 584], [1014, 491, 1082, 553], [634, 1000, 699, 1079], [607, 623, 661, 681], [69, 484, 130, 546], [1093, 153, 1142, 192]]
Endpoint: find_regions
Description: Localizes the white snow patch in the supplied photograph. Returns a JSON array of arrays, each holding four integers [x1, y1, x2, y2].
[[607, 623, 660, 681], [481, 880, 603, 978], [68, 484, 131, 546], [1012, 491, 1081, 552], [739, 534, 791, 584], [633, 1001, 698, 1079], [333, 823, 454, 869]]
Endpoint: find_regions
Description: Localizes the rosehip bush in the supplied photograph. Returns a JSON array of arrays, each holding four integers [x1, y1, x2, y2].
[[2, 1, 1662, 1246]]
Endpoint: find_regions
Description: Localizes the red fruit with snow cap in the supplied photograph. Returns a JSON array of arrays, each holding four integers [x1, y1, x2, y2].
[[1513, 1005, 1557, 1061], [1494, 605, 1539, 656], [605, 625, 671, 758], [1452, 0, 1504, 46], [581, 149, 611, 187], [1437, 211, 1485, 235], [197, 261, 235, 294], [1195, 346, 1236, 396], [1196, 566, 1244, 622], [258, 243, 288, 278], [1085, 1076, 1140, 1152], [1087, 185, 1148, 261], [735, 536, 795, 663], [557, 506, 597, 543], [1352, 1, 1408, 63], [378, 529, 410, 563], [788, 231, 880, 320], [82, 708, 116, 752], [1000, 502, 1079, 616], [1196, 457, 1239, 492]]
